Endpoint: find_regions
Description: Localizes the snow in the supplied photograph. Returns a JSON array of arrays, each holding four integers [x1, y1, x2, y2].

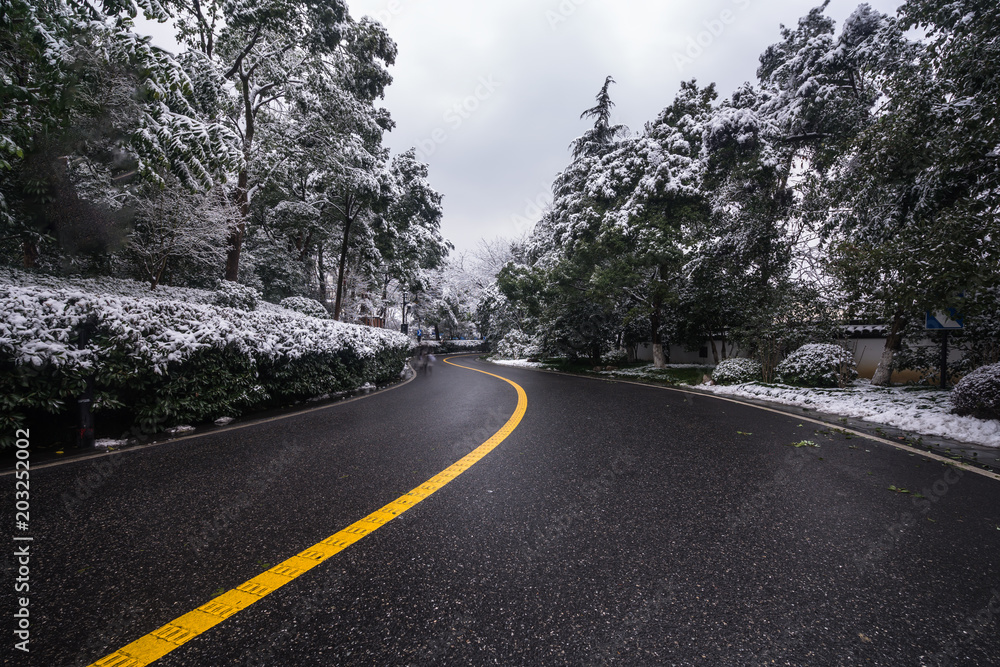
[[0, 268, 409, 374], [703, 380, 1000, 449], [491, 359, 545, 369], [94, 438, 129, 448], [442, 339, 486, 348], [489, 357, 1000, 449], [597, 364, 712, 381]]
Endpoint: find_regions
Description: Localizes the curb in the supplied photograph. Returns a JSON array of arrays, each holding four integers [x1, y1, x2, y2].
[[0, 363, 420, 476], [483, 359, 1000, 482]]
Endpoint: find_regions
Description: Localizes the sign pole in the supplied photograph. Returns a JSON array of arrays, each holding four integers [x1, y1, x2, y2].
[[939, 330, 949, 390]]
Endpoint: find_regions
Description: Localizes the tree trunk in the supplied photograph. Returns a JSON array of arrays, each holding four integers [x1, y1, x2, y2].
[[651, 279, 666, 368], [225, 73, 256, 282], [225, 168, 250, 281], [709, 337, 719, 365], [333, 209, 353, 321], [871, 310, 906, 386], [22, 240, 38, 269], [317, 243, 327, 307], [651, 304, 665, 369], [151, 256, 168, 290]]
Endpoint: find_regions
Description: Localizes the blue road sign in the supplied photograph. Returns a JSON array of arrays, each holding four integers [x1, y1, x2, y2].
[[925, 309, 964, 330]]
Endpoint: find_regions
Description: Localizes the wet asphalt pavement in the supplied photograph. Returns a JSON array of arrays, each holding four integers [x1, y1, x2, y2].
[[2, 355, 1000, 666]]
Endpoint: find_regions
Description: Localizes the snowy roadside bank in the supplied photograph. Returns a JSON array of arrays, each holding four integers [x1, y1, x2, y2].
[[490, 359, 546, 369], [489, 359, 1000, 450], [702, 381, 1000, 449]]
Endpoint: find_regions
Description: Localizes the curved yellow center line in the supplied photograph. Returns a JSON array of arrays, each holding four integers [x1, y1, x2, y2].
[[88, 357, 527, 667]]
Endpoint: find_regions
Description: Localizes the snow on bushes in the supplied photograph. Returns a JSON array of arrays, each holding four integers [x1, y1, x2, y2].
[[775, 343, 858, 388], [0, 274, 409, 445], [711, 358, 762, 385], [0, 268, 284, 312], [492, 329, 535, 360], [951, 362, 1000, 420], [279, 296, 329, 319], [212, 280, 260, 310], [435, 339, 488, 354]]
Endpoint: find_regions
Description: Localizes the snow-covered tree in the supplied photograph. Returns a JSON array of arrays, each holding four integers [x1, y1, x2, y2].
[[824, 0, 1000, 384], [169, 0, 396, 282], [368, 148, 449, 319], [0, 0, 237, 268], [124, 176, 234, 289]]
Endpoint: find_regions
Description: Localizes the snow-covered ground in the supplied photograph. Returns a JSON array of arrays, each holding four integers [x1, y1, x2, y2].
[[491, 359, 545, 369], [702, 381, 1000, 449], [597, 364, 712, 379], [490, 358, 1000, 449]]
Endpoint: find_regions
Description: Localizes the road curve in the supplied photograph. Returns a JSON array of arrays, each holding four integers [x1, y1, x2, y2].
[[2, 355, 999, 666]]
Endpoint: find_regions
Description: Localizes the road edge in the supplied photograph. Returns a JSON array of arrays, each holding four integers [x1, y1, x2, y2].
[[483, 359, 1000, 483], [0, 359, 425, 476]]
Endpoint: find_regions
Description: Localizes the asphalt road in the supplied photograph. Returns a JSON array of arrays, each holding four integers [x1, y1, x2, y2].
[[2, 355, 1000, 666]]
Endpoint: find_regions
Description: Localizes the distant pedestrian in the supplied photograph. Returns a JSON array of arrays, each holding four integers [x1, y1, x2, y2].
[[427, 352, 436, 374]]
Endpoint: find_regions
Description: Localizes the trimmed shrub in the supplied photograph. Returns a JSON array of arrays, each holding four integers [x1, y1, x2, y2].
[[775, 343, 858, 388], [280, 296, 329, 319], [0, 279, 409, 447], [604, 348, 629, 366], [213, 280, 260, 310], [436, 339, 489, 354], [951, 362, 1000, 420], [711, 358, 762, 385]]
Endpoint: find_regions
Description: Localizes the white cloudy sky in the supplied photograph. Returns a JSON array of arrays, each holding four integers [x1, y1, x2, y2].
[[141, 0, 906, 253]]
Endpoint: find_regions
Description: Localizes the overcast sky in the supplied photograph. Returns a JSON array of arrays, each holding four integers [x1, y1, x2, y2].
[[142, 0, 906, 254]]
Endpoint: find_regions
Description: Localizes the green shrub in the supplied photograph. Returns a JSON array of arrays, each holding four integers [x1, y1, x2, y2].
[[775, 343, 857, 388], [951, 362, 1000, 420], [0, 278, 410, 446], [213, 280, 260, 310], [493, 329, 534, 359], [279, 296, 329, 319], [711, 358, 762, 385]]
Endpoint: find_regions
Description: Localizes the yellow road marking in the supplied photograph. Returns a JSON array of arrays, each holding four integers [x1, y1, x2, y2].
[[89, 356, 527, 667]]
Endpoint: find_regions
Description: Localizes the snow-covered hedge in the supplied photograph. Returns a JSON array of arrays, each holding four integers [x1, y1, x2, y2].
[[0, 276, 409, 445], [279, 296, 329, 319], [775, 343, 858, 388], [951, 362, 1000, 420], [212, 280, 260, 310], [437, 339, 488, 354], [711, 358, 762, 385]]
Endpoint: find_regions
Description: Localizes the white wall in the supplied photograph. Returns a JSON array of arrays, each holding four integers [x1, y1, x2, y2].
[[632, 335, 963, 381]]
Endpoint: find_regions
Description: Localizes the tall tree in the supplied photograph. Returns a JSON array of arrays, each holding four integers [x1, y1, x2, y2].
[[170, 0, 396, 281], [0, 0, 236, 267], [824, 0, 998, 384]]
